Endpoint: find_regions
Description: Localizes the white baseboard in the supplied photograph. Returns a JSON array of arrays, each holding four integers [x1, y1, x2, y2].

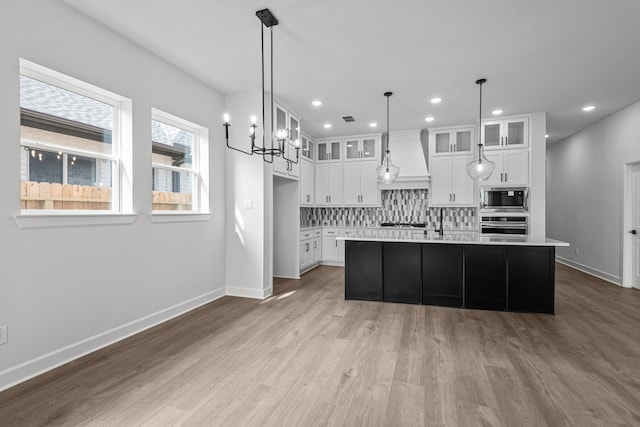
[[273, 274, 301, 280], [320, 261, 345, 267], [226, 286, 272, 299], [556, 256, 622, 286], [0, 287, 225, 393], [300, 263, 320, 275]]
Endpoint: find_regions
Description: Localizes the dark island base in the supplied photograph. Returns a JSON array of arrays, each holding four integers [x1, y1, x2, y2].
[[345, 241, 555, 314]]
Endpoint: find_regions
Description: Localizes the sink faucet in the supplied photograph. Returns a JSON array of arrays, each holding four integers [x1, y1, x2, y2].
[[437, 207, 444, 237]]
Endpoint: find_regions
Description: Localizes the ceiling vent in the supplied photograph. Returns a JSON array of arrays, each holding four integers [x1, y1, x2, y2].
[[342, 115, 356, 122]]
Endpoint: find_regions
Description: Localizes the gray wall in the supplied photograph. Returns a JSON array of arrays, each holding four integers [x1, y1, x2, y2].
[[546, 100, 640, 284]]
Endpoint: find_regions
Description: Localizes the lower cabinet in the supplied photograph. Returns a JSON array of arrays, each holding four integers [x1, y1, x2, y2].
[[383, 243, 422, 304], [312, 236, 322, 264], [343, 241, 556, 314], [464, 245, 507, 310], [345, 241, 383, 301], [507, 246, 555, 314], [322, 229, 340, 262], [423, 244, 463, 307]]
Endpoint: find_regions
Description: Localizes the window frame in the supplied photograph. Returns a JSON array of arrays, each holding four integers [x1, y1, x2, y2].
[[151, 108, 210, 218], [15, 59, 134, 229]]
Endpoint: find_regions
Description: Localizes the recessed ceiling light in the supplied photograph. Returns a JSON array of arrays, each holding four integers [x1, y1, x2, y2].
[[582, 105, 596, 112], [545, 134, 549, 138], [492, 109, 503, 116], [425, 116, 435, 122], [323, 123, 332, 128], [369, 122, 377, 128], [312, 100, 322, 107], [430, 97, 442, 104]]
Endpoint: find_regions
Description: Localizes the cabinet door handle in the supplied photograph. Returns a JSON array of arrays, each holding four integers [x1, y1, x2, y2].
[[307, 195, 310, 202], [314, 241, 317, 249], [504, 172, 508, 182], [500, 173, 503, 182], [453, 193, 456, 202], [335, 240, 337, 247], [505, 136, 508, 146]]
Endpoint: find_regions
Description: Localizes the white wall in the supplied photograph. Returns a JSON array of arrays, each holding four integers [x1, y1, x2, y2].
[[0, 1, 226, 391], [529, 112, 547, 239], [224, 91, 273, 298], [547, 100, 640, 285]]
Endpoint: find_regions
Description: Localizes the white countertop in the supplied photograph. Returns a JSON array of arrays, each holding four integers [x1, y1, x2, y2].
[[337, 230, 569, 247]]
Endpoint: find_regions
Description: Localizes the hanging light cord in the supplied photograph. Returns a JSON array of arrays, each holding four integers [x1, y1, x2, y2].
[[385, 92, 391, 170], [477, 79, 484, 161]]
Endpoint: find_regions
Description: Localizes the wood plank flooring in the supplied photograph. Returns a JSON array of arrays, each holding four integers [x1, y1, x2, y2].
[[1, 263, 639, 426]]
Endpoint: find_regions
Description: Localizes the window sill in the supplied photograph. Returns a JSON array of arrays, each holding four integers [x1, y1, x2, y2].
[[151, 212, 212, 224], [14, 212, 138, 229]]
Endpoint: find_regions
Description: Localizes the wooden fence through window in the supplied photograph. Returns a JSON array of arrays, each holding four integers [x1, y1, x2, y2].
[[20, 181, 192, 211]]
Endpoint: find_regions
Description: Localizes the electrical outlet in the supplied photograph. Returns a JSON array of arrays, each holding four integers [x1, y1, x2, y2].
[[0, 325, 7, 345], [575, 248, 579, 255]]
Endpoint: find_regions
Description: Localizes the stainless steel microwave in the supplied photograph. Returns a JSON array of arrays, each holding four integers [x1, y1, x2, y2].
[[480, 187, 529, 212]]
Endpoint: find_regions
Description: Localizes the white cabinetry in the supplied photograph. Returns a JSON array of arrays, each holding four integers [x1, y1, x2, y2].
[[301, 134, 314, 160], [273, 142, 300, 178], [315, 163, 343, 205], [343, 161, 379, 206], [273, 102, 301, 179], [483, 149, 529, 186], [344, 135, 380, 162], [312, 234, 322, 264], [300, 228, 322, 273], [430, 127, 474, 156], [316, 139, 342, 162], [429, 155, 476, 206], [322, 228, 340, 262], [300, 159, 314, 205], [482, 117, 528, 149]]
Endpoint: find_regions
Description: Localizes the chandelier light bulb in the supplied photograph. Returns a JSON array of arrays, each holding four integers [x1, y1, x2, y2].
[[223, 113, 230, 124]]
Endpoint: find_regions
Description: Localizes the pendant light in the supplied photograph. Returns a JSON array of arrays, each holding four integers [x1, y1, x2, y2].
[[376, 91, 400, 184], [466, 78, 495, 181]]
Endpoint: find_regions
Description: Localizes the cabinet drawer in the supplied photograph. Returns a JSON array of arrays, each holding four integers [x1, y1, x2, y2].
[[323, 228, 339, 237], [300, 230, 313, 240], [313, 229, 322, 237]]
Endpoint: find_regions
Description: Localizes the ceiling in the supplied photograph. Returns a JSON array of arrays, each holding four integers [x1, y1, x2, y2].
[[61, 0, 640, 144]]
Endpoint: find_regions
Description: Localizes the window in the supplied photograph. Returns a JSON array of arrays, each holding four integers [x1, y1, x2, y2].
[[19, 60, 130, 213], [151, 109, 209, 213]]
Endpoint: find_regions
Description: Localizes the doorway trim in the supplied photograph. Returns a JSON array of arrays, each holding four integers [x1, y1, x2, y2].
[[622, 159, 640, 289]]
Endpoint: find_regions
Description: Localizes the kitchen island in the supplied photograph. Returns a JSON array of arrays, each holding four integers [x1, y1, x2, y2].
[[338, 231, 569, 314]]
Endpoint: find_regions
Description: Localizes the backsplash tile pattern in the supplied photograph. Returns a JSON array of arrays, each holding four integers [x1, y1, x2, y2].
[[301, 189, 477, 230]]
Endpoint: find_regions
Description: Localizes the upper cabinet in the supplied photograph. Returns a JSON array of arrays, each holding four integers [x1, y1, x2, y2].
[[483, 150, 529, 186], [273, 101, 301, 179], [301, 133, 314, 161], [316, 139, 342, 162], [430, 127, 474, 156], [274, 102, 301, 146], [344, 135, 380, 162], [481, 117, 528, 150]]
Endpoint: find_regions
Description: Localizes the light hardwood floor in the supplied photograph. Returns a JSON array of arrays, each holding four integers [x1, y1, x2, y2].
[[1, 263, 639, 426]]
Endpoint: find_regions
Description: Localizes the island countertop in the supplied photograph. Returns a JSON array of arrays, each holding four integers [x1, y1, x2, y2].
[[337, 230, 569, 247]]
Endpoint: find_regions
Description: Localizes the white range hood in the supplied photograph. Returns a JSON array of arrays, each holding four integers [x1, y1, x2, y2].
[[378, 129, 430, 190]]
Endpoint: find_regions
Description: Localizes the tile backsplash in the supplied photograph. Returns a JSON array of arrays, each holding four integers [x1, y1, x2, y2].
[[301, 189, 477, 230]]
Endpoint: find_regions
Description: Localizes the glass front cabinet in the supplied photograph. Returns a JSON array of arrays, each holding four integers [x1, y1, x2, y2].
[[481, 117, 528, 150], [316, 139, 342, 162], [431, 127, 474, 156]]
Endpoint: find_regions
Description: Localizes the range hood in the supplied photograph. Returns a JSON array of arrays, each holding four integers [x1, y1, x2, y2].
[[378, 129, 430, 189]]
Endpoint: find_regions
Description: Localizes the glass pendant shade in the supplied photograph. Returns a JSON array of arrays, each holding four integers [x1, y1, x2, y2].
[[465, 145, 495, 181], [466, 78, 495, 181], [377, 91, 399, 184], [377, 151, 400, 184]]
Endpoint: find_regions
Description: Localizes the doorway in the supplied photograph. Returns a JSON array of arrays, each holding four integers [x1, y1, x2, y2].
[[623, 161, 640, 289]]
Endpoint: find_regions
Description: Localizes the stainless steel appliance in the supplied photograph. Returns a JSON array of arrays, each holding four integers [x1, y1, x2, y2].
[[480, 187, 528, 212], [480, 215, 528, 236]]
